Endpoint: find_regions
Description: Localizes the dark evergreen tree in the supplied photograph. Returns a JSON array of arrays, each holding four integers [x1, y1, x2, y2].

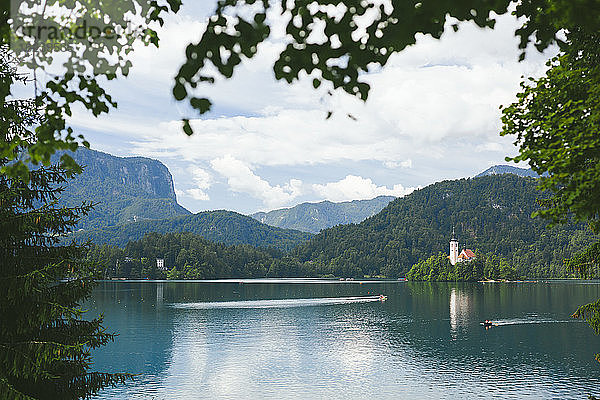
[[0, 52, 130, 400]]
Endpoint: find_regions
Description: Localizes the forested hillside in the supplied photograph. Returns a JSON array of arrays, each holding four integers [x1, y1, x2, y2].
[[88, 232, 313, 279], [251, 196, 395, 233], [294, 175, 598, 278], [71, 210, 313, 251], [57, 148, 190, 229]]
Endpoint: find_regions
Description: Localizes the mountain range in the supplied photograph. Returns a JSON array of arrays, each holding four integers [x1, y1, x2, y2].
[[59, 148, 399, 247], [250, 196, 395, 233], [253, 164, 538, 233], [60, 152, 596, 279], [59, 149, 313, 250]]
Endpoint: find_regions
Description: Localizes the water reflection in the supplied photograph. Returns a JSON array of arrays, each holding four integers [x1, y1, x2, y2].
[[449, 288, 471, 337], [88, 281, 600, 399], [163, 313, 210, 398], [156, 282, 163, 305]]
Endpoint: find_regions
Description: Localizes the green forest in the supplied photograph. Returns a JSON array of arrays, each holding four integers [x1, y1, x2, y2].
[[87, 232, 315, 280], [293, 174, 598, 278]]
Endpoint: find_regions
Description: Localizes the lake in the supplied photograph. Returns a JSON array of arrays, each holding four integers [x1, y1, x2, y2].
[[88, 280, 600, 399]]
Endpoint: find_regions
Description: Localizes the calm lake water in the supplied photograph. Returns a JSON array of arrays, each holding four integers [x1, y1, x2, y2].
[[88, 280, 600, 399]]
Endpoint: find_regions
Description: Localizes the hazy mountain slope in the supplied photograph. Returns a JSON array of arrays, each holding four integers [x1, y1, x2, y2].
[[69, 210, 313, 251], [251, 196, 395, 233], [475, 165, 539, 178], [294, 175, 597, 278], [57, 148, 190, 229]]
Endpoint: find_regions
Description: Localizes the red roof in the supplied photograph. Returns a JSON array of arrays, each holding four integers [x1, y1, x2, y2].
[[459, 249, 476, 259]]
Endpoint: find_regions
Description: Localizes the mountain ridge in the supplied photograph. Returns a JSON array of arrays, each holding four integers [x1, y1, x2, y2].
[[250, 196, 395, 233], [69, 209, 313, 251], [475, 164, 539, 178]]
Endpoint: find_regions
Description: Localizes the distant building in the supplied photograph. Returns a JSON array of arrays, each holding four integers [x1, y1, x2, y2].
[[449, 229, 475, 265], [156, 258, 166, 271], [457, 249, 476, 263]]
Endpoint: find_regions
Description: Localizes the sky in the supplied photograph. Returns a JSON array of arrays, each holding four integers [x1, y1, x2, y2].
[[44, 2, 557, 214]]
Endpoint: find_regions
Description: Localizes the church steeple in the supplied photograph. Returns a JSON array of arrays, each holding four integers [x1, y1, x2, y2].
[[449, 227, 459, 265]]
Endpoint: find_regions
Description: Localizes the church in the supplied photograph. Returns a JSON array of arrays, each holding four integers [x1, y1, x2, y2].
[[449, 229, 476, 266]]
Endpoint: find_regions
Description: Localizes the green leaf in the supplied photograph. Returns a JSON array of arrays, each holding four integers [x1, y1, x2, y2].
[[190, 97, 212, 114], [173, 83, 187, 101], [182, 119, 193, 136]]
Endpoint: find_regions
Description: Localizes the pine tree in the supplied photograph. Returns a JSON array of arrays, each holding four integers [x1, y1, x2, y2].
[[0, 51, 131, 399]]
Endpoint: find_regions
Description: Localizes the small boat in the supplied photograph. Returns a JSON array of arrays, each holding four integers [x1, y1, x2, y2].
[[481, 320, 494, 327], [379, 295, 387, 302]]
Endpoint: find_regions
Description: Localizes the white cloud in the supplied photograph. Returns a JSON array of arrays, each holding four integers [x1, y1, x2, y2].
[[384, 159, 412, 169], [206, 158, 414, 208], [190, 166, 212, 188], [210, 155, 303, 208], [474, 142, 506, 153], [174, 166, 212, 201], [65, 8, 559, 213], [133, 110, 407, 166], [186, 188, 210, 201], [122, 15, 207, 92], [312, 175, 415, 202], [77, 12, 553, 175]]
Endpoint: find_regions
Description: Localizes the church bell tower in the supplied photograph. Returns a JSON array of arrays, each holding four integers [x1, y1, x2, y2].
[[449, 228, 459, 265]]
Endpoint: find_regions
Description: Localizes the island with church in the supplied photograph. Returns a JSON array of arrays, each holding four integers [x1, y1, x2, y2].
[[405, 230, 517, 282], [448, 228, 476, 265]]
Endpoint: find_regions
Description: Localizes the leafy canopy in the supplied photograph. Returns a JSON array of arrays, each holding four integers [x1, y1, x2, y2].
[[501, 29, 600, 233], [500, 27, 600, 363], [173, 0, 600, 132], [1, 0, 181, 179]]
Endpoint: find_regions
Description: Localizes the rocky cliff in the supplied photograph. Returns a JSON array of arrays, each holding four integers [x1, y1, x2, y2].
[[58, 148, 190, 229]]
